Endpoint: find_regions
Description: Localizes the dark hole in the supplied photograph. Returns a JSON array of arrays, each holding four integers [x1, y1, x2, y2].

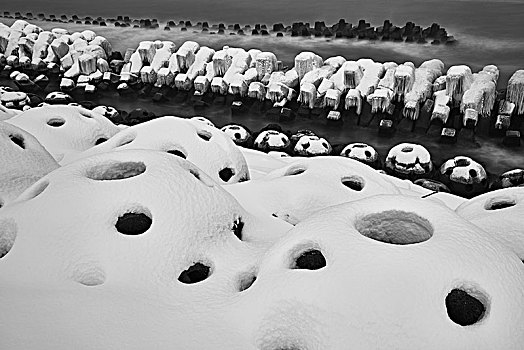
[[47, 118, 65, 127], [281, 136, 287, 144], [197, 130, 212, 141], [167, 149, 186, 159], [302, 142, 310, 149], [234, 132, 241, 139], [178, 262, 210, 284], [469, 169, 478, 178], [238, 274, 256, 292], [364, 150, 372, 158], [232, 217, 244, 240], [445, 289, 486, 326], [219, 167, 235, 182], [445, 168, 453, 176], [115, 212, 152, 235], [487, 200, 516, 210], [294, 249, 326, 270], [285, 167, 306, 176], [9, 134, 25, 149], [95, 138, 107, 145], [322, 142, 328, 149], [342, 177, 364, 191], [142, 111, 148, 116], [345, 149, 351, 156]]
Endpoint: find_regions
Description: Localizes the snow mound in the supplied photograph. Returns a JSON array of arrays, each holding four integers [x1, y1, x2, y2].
[[6, 105, 120, 163], [63, 116, 249, 185], [0, 121, 59, 206], [225, 157, 399, 225]]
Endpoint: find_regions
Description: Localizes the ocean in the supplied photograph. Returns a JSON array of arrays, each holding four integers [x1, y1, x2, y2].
[[3, 0, 524, 84]]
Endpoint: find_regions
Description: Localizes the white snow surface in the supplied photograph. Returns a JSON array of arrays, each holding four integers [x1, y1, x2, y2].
[[0, 108, 523, 349]]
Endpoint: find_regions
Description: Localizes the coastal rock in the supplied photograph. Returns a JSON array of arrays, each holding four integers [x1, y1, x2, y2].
[[0, 121, 59, 205], [6, 105, 121, 162]]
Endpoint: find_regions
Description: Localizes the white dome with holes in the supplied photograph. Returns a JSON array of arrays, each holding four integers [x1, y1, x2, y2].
[[385, 143, 433, 178], [340, 143, 379, 165], [293, 135, 332, 156], [0, 122, 59, 206], [63, 116, 250, 184], [440, 156, 488, 198], [0, 149, 290, 348], [225, 157, 400, 225], [221, 124, 251, 145], [44, 91, 73, 104], [92, 105, 119, 119], [233, 195, 524, 349], [254, 130, 290, 152], [456, 187, 524, 259], [6, 105, 121, 163]]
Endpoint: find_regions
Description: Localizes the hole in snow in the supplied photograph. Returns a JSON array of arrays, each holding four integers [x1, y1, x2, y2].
[[401, 146, 413, 152], [455, 158, 470, 167], [167, 149, 186, 159], [446, 288, 488, 326], [355, 210, 433, 245], [95, 137, 107, 145], [485, 197, 516, 211], [469, 169, 478, 178], [238, 272, 256, 292], [47, 117, 66, 127], [284, 166, 307, 176], [0, 218, 17, 259], [341, 176, 364, 191], [197, 130, 212, 141], [178, 262, 211, 284], [9, 134, 25, 149], [74, 264, 106, 286], [115, 211, 152, 235], [293, 249, 326, 270], [86, 161, 146, 181], [219, 167, 235, 182], [232, 216, 244, 240]]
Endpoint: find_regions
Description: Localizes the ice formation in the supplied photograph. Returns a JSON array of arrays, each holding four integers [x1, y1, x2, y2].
[[385, 143, 434, 179], [506, 70, 524, 115]]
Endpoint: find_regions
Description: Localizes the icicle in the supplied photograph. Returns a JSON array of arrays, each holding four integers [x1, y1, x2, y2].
[[294, 51, 323, 80], [345, 89, 362, 115], [507, 70, 524, 115], [211, 77, 228, 95], [323, 89, 342, 109], [248, 82, 266, 101], [432, 104, 450, 124], [446, 65, 473, 105], [193, 76, 210, 93], [174, 73, 192, 90], [175, 41, 200, 72], [298, 82, 317, 109], [393, 63, 415, 101], [266, 82, 290, 103], [156, 67, 174, 87], [137, 41, 156, 65], [255, 52, 277, 80]]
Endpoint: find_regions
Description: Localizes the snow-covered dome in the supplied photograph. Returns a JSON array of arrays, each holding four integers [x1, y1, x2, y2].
[[385, 143, 433, 180], [242, 195, 524, 349], [225, 157, 399, 225], [456, 187, 524, 259], [44, 91, 73, 104], [92, 105, 119, 119], [64, 116, 250, 184], [6, 105, 121, 163], [293, 135, 332, 156], [253, 130, 291, 153], [340, 142, 380, 168], [221, 124, 252, 147], [439, 156, 488, 198], [0, 121, 59, 206]]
